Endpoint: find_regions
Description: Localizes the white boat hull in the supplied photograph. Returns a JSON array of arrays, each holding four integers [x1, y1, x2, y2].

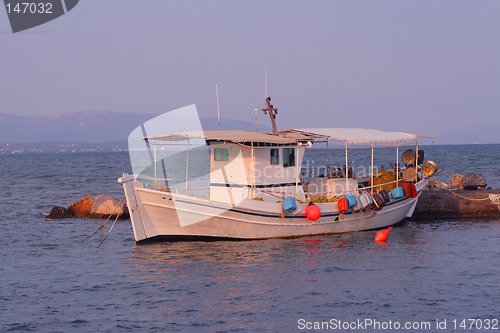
[[119, 174, 426, 242]]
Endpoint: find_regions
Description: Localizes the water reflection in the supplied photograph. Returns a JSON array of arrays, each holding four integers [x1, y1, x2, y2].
[[114, 219, 500, 331], [3, 150, 500, 332]]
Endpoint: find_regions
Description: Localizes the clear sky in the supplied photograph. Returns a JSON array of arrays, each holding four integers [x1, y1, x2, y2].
[[1, 1, 499, 138]]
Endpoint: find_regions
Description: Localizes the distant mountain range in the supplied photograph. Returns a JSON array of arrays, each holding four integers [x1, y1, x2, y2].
[[0, 111, 498, 152], [0, 111, 267, 144]]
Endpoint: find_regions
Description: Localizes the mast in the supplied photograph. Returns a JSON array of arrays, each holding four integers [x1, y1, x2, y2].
[[254, 108, 258, 132], [262, 97, 278, 133], [265, 64, 268, 99], [216, 82, 221, 131]]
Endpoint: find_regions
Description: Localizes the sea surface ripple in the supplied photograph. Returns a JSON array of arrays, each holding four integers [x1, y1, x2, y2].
[[0, 145, 499, 332]]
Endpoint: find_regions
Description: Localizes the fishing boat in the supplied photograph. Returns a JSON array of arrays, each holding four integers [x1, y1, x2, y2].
[[118, 100, 437, 242]]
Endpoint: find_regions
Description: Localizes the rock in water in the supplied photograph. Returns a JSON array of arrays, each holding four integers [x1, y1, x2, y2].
[[68, 195, 94, 218], [449, 174, 464, 190], [462, 174, 487, 190], [45, 206, 73, 220], [90, 194, 127, 218]]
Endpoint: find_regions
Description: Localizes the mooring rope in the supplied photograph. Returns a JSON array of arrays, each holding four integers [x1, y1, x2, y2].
[[81, 195, 126, 246], [81, 212, 113, 243], [431, 176, 495, 202], [97, 213, 121, 248]]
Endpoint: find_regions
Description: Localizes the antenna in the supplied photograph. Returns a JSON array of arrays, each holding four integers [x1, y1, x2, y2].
[[265, 64, 268, 99], [216, 82, 221, 131], [261, 65, 279, 132], [254, 108, 258, 132]]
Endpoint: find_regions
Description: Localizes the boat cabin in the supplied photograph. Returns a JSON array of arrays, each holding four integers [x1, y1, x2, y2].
[[206, 131, 307, 204], [143, 130, 308, 205]]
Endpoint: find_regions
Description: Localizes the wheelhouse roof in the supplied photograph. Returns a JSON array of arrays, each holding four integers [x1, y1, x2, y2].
[[145, 130, 298, 145]]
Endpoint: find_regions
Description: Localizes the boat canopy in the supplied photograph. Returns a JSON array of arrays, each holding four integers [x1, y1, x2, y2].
[[144, 128, 426, 148], [145, 130, 297, 145], [278, 128, 421, 147]]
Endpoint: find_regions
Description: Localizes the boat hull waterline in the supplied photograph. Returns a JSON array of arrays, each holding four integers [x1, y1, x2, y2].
[[119, 174, 426, 242]]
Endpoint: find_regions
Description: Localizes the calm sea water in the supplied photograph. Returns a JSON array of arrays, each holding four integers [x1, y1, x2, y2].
[[1, 144, 499, 332]]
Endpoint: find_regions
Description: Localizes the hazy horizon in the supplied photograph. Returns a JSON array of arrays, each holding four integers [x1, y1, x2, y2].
[[0, 109, 499, 145], [2, 1, 500, 140]]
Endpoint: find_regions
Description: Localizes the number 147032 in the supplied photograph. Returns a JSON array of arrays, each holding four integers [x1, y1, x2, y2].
[[452, 318, 498, 330], [6, 2, 53, 14]]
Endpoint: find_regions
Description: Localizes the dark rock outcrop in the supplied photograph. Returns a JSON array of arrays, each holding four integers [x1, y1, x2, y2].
[[45, 206, 73, 220], [68, 195, 94, 218], [462, 174, 487, 190]]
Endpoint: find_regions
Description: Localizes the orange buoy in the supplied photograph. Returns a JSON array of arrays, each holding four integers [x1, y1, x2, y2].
[[306, 203, 321, 221], [374, 226, 393, 243]]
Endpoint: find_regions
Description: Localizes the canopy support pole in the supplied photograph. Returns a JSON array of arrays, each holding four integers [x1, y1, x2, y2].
[[154, 141, 157, 187], [296, 147, 299, 197], [345, 141, 349, 195], [396, 144, 399, 184], [251, 142, 255, 199], [415, 140, 419, 182], [326, 140, 329, 175], [371, 144, 374, 195], [185, 139, 189, 193]]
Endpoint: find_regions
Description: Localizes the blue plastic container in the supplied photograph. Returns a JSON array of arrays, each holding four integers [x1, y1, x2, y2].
[[352, 193, 373, 211], [344, 193, 357, 207], [351, 197, 362, 211], [282, 197, 297, 213], [391, 187, 404, 199]]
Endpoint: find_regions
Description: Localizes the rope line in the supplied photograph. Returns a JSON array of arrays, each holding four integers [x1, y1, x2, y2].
[[97, 213, 120, 248], [431, 176, 494, 202], [81, 195, 126, 246]]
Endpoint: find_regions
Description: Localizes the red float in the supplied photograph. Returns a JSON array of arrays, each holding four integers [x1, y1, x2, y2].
[[402, 181, 411, 197], [306, 203, 321, 221], [338, 198, 349, 213], [410, 182, 418, 197], [374, 226, 393, 243], [402, 181, 418, 197]]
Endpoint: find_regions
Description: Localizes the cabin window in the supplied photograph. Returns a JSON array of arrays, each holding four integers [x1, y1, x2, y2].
[[283, 148, 295, 167], [270, 149, 279, 165], [214, 148, 228, 161]]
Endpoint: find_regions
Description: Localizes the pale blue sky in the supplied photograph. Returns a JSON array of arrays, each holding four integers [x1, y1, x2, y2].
[[1, 1, 499, 138]]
